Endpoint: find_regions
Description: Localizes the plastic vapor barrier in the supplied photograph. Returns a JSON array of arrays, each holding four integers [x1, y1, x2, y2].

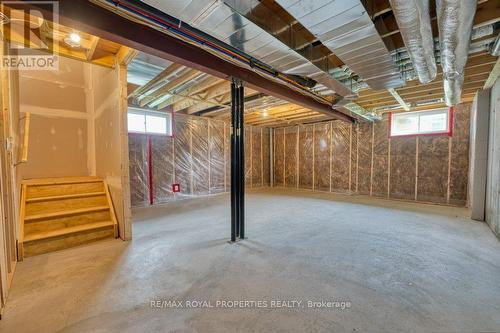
[[372, 119, 389, 197], [314, 122, 331, 191], [128, 135, 149, 206], [285, 127, 298, 188], [128, 113, 270, 207], [449, 103, 471, 206], [298, 124, 314, 189], [269, 103, 470, 206], [331, 121, 351, 193], [273, 128, 285, 187]]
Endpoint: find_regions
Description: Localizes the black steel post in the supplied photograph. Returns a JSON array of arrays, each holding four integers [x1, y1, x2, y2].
[[235, 81, 240, 238], [230, 81, 237, 242], [238, 84, 245, 239]]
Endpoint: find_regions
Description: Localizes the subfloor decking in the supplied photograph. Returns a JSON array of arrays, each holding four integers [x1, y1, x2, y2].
[[1, 189, 500, 332]]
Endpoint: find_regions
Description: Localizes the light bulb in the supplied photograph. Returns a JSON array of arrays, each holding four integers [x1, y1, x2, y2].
[[69, 32, 81, 44]]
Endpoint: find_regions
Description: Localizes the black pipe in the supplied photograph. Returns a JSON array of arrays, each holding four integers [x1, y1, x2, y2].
[[238, 84, 245, 239], [230, 81, 237, 242]]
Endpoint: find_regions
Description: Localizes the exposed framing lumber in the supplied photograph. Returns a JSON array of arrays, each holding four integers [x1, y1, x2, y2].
[[131, 63, 183, 99], [116, 46, 138, 66], [157, 77, 222, 109], [139, 69, 201, 107], [86, 35, 100, 61], [22, 0, 353, 122]]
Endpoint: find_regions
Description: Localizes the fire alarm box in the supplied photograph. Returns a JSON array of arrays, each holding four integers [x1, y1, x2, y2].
[[172, 184, 180, 193]]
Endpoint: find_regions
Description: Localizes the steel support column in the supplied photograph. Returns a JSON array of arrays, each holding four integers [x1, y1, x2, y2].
[[230, 79, 245, 242], [238, 84, 245, 239]]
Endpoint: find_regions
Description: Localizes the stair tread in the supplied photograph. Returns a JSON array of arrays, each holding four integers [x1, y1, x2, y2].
[[23, 177, 103, 186], [24, 221, 114, 242], [24, 206, 110, 221], [26, 192, 106, 203]]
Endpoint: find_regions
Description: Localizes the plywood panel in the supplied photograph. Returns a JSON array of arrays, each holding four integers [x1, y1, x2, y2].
[[371, 119, 389, 197], [357, 122, 372, 195], [314, 122, 331, 191], [390, 137, 416, 200], [417, 136, 449, 203], [285, 127, 298, 188], [298, 124, 313, 189], [449, 103, 471, 206], [273, 128, 285, 187]]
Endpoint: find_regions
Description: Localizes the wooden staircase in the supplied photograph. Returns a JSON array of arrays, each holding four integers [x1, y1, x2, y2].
[[18, 177, 118, 259]]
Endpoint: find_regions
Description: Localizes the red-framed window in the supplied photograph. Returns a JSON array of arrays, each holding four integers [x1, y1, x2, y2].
[[127, 107, 174, 137], [388, 107, 453, 138]]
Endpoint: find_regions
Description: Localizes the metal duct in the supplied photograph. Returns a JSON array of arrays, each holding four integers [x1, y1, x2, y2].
[[389, 0, 436, 84], [436, 0, 477, 106], [140, 0, 355, 98], [276, 0, 405, 90]]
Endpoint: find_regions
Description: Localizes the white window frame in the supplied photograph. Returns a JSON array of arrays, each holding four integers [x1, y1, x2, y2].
[[389, 107, 453, 138], [127, 107, 173, 137]]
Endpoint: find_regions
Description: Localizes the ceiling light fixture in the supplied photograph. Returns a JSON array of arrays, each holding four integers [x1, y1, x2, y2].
[[64, 32, 81, 48]]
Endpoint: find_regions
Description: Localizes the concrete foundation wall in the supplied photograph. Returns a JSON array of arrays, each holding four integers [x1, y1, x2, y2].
[[273, 103, 471, 206]]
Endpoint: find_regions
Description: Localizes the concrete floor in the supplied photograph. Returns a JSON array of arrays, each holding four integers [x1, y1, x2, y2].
[[2, 188, 500, 333]]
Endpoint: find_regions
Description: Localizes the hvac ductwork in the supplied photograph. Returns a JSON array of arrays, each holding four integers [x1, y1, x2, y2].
[[437, 0, 477, 106], [276, 0, 405, 90], [389, 0, 436, 84], [139, 0, 354, 99]]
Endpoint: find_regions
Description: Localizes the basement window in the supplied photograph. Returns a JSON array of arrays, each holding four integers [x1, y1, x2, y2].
[[389, 108, 452, 137], [127, 108, 173, 136]]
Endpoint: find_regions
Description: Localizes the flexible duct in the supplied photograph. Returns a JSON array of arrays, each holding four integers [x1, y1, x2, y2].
[[389, 0, 436, 84], [436, 0, 477, 106]]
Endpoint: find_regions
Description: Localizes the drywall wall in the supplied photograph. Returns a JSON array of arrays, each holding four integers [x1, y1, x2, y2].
[[486, 77, 500, 239], [16, 55, 131, 239], [18, 56, 91, 178], [128, 114, 270, 207], [273, 103, 471, 206], [93, 64, 131, 240], [469, 90, 490, 221]]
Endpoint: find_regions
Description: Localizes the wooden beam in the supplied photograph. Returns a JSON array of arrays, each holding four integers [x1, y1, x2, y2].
[[86, 35, 99, 61], [139, 68, 201, 107], [172, 80, 229, 112], [484, 57, 500, 89], [156, 76, 222, 109], [131, 63, 183, 99], [116, 46, 138, 66], [387, 88, 410, 111], [185, 87, 257, 114]]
